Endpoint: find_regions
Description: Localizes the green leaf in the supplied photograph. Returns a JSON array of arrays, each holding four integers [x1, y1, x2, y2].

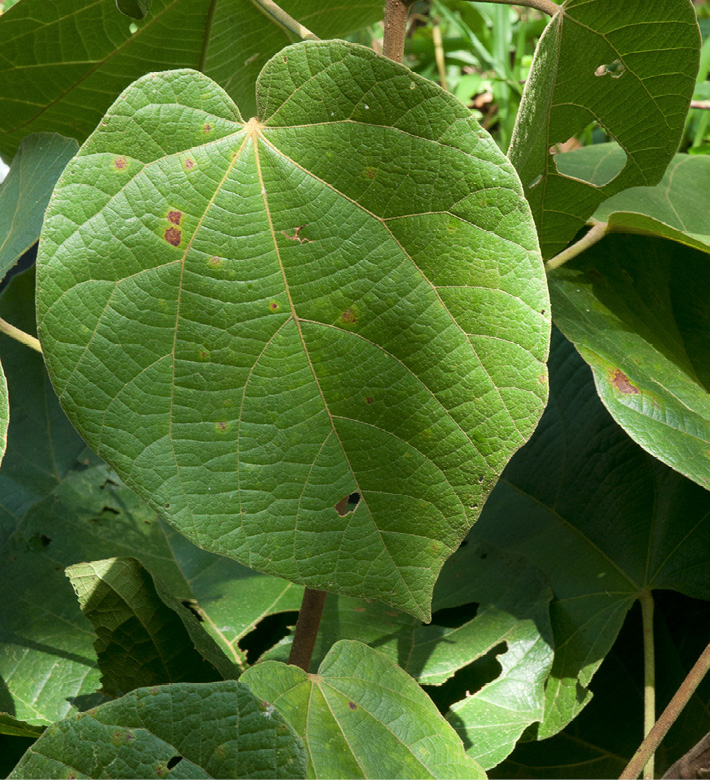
[[0, 133, 78, 281], [492, 592, 710, 779], [8, 681, 307, 779], [0, 357, 7, 467], [36, 42, 549, 621], [0, 0, 384, 159], [258, 546, 554, 770], [549, 234, 710, 489], [115, 0, 151, 20], [0, 716, 43, 740], [469, 329, 710, 737], [0, 269, 301, 728], [66, 557, 237, 697], [509, 0, 700, 258], [242, 640, 486, 779], [556, 145, 710, 253], [596, 152, 710, 252]]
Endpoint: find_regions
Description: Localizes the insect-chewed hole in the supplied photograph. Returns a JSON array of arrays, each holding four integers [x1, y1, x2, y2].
[[334, 492, 361, 517], [166, 756, 183, 770]]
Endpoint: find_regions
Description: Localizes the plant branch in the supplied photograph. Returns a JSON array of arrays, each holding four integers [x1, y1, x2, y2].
[[383, 0, 416, 63], [248, 0, 318, 41], [662, 732, 710, 779], [620, 641, 710, 780], [0, 316, 42, 353], [640, 592, 655, 780], [545, 220, 608, 272], [469, 0, 560, 17], [288, 588, 327, 672]]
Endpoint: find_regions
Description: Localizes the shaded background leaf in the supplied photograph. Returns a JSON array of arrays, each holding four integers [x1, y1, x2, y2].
[[37, 44, 549, 620], [66, 557, 236, 697], [0, 133, 77, 283], [509, 0, 700, 257], [467, 329, 710, 737], [9, 681, 307, 779], [549, 234, 710, 489], [0, 269, 303, 728], [491, 592, 710, 778], [0, 0, 384, 160], [243, 640, 486, 779]]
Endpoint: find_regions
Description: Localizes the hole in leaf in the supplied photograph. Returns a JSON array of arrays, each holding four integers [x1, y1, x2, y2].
[[595, 59, 626, 78], [240, 611, 299, 664], [167, 756, 183, 770], [101, 506, 119, 515], [430, 602, 479, 629], [335, 492, 360, 517], [424, 641, 507, 722], [181, 600, 204, 622]]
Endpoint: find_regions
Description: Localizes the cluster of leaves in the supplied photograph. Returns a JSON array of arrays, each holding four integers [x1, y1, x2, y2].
[[0, 0, 708, 778]]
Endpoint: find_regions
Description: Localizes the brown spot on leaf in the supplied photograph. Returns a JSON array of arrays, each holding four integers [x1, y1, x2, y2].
[[365, 396, 373, 404], [114, 156, 127, 170], [216, 421, 228, 432], [167, 210, 182, 225], [209, 256, 222, 268], [184, 158, 195, 169], [348, 701, 357, 710], [341, 309, 357, 324], [203, 123, 213, 133], [164, 226, 181, 246], [364, 166, 377, 180], [611, 369, 640, 394], [269, 302, 279, 311]]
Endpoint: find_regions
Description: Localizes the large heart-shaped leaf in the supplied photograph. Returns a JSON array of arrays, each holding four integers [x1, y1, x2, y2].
[[549, 233, 710, 488], [0, 133, 78, 282], [0, 0, 383, 160], [509, 0, 700, 257], [37, 41, 550, 620], [242, 640, 486, 779], [469, 330, 710, 737], [9, 681, 307, 779]]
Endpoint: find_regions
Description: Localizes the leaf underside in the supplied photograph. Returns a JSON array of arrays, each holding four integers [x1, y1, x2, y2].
[[37, 41, 550, 620]]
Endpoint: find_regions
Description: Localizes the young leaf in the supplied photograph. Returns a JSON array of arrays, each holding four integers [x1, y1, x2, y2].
[[242, 640, 486, 779], [0, 133, 78, 283], [469, 330, 710, 737], [0, 0, 384, 159], [549, 234, 710, 488], [36, 42, 550, 621], [8, 681, 307, 779], [509, 0, 700, 258], [66, 557, 237, 696]]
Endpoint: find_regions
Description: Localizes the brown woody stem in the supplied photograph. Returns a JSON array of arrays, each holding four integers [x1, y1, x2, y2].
[[383, 0, 415, 63], [288, 588, 327, 671], [620, 641, 710, 779]]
